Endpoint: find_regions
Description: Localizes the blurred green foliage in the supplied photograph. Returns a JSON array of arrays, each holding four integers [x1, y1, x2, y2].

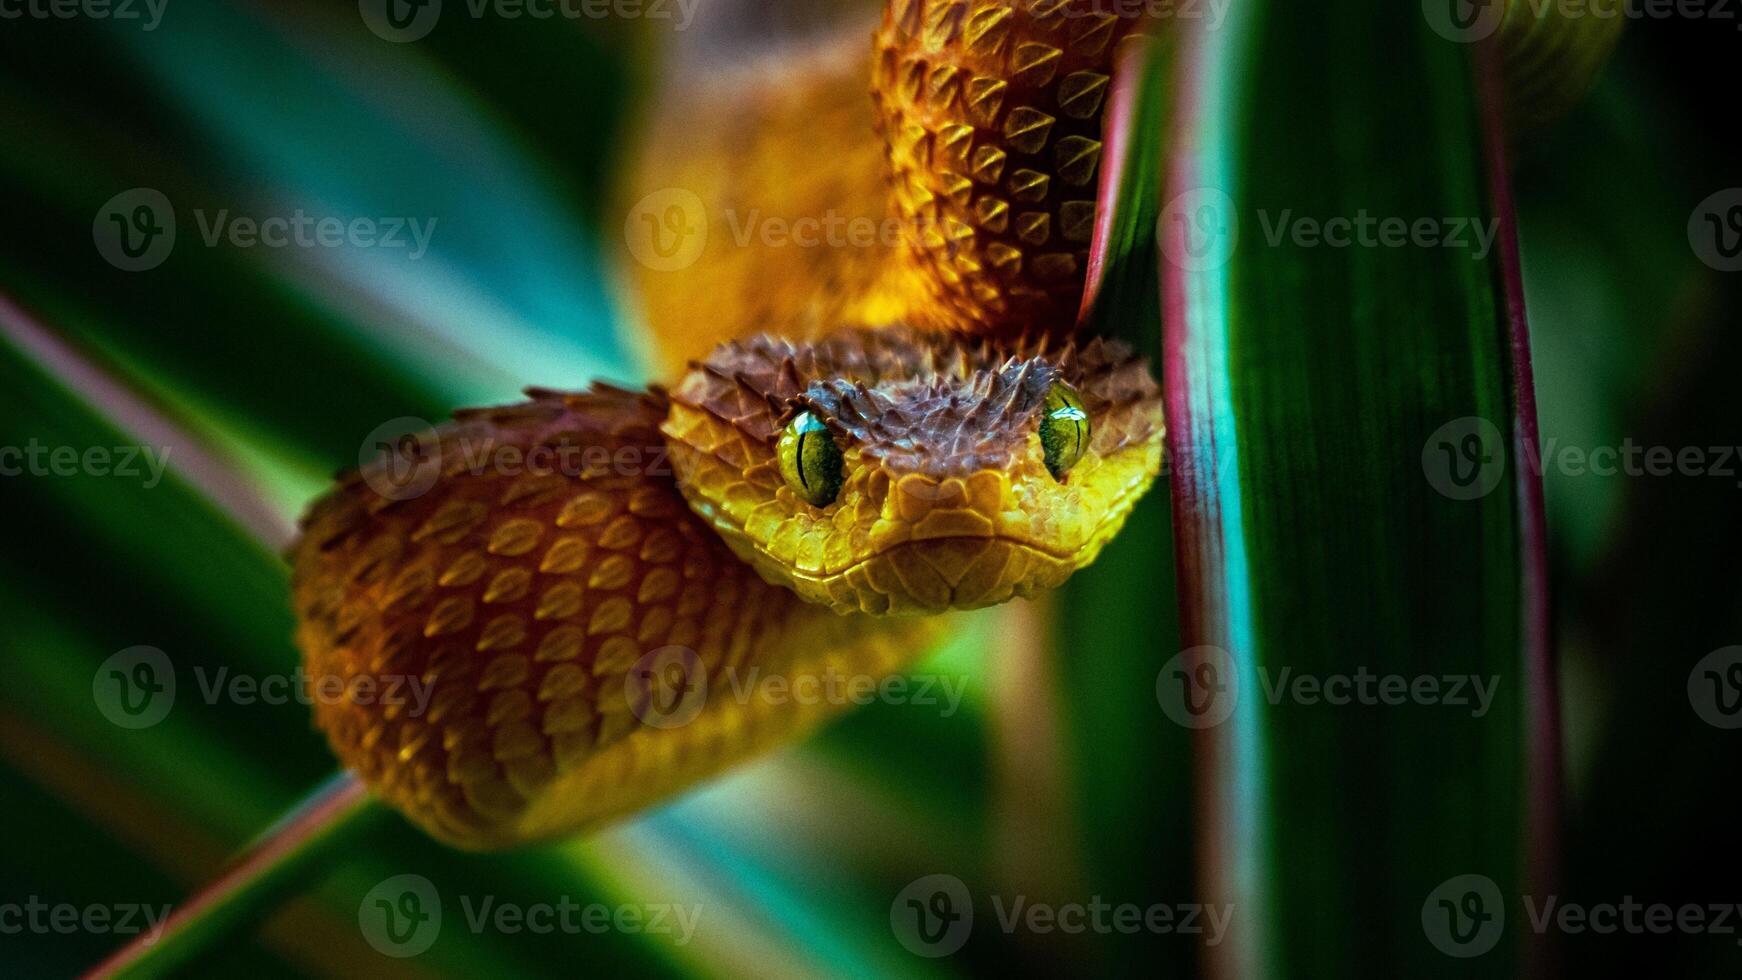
[[0, 1, 1736, 977]]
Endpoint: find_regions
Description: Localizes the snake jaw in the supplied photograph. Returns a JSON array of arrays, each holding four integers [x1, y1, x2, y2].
[[663, 326, 1164, 616], [681, 427, 1159, 616]]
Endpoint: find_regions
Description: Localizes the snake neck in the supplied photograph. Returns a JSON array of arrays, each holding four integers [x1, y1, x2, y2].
[[622, 5, 1153, 373], [871, 0, 1151, 335]]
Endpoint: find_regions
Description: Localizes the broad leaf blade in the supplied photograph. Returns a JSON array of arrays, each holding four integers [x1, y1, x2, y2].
[[1161, 4, 1552, 975]]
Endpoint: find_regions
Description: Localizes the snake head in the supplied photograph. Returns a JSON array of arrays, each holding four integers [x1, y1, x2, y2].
[[662, 326, 1163, 615]]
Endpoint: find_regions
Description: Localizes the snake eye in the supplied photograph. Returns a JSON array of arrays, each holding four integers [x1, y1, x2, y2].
[[777, 411, 845, 508], [1038, 381, 1089, 481]]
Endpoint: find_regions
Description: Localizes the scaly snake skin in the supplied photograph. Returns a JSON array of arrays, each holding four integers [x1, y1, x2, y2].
[[290, 1, 1617, 848]]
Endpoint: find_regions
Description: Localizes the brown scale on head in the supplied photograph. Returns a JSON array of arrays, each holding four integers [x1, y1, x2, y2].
[[661, 325, 1163, 615]]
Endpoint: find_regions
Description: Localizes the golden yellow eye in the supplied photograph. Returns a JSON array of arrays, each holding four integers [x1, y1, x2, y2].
[[777, 412, 845, 508], [1038, 381, 1089, 480]]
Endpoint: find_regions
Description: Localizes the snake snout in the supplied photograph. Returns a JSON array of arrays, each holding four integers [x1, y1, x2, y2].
[[853, 470, 1051, 612], [871, 471, 1003, 552], [886, 472, 1004, 526]]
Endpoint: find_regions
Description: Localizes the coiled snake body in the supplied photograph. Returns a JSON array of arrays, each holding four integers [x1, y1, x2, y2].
[[295, 325, 1162, 848]]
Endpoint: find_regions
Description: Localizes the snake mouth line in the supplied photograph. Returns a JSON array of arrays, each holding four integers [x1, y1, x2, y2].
[[718, 509, 1137, 585], [798, 534, 1072, 584], [688, 463, 1159, 601]]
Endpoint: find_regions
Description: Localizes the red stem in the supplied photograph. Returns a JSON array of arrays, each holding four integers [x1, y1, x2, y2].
[[83, 772, 376, 980]]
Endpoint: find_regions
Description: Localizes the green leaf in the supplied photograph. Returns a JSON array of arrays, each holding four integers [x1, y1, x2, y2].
[[1159, 4, 1550, 975]]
